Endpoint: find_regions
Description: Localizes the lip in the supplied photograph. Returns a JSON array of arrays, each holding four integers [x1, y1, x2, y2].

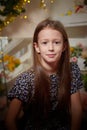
[[46, 54, 56, 58]]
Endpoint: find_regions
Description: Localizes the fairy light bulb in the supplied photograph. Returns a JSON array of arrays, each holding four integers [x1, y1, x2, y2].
[[50, 0, 54, 4], [23, 15, 28, 19], [0, 60, 2, 63], [27, 0, 31, 4], [24, 0, 27, 2], [40, 0, 46, 9], [6, 21, 10, 25]]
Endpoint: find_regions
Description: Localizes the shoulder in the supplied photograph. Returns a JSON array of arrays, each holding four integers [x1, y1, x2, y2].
[[70, 62, 82, 80], [70, 62, 82, 79], [70, 62, 83, 94], [15, 67, 35, 83], [13, 67, 35, 92], [7, 68, 35, 103]]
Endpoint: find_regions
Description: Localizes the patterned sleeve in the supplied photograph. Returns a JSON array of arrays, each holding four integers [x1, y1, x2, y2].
[[71, 63, 83, 94], [7, 72, 32, 103]]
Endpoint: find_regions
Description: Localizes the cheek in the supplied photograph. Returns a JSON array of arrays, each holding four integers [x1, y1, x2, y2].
[[39, 47, 47, 53], [56, 49, 64, 59], [56, 46, 64, 54]]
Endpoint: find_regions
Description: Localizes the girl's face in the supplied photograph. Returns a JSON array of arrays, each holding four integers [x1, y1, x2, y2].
[[34, 27, 65, 68]]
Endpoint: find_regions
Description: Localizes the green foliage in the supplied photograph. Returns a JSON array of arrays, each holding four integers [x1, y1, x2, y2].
[[0, 0, 25, 17], [71, 46, 82, 58]]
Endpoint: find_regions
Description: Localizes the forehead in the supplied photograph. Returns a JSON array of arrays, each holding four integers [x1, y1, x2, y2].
[[38, 27, 63, 39]]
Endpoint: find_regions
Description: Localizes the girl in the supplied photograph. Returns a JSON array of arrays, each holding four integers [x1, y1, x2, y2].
[[5, 19, 83, 130]]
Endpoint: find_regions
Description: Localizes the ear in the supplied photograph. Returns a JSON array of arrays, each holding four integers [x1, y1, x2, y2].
[[33, 42, 40, 53]]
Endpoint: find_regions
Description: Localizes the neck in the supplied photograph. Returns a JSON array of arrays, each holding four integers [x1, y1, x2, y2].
[[41, 62, 58, 75]]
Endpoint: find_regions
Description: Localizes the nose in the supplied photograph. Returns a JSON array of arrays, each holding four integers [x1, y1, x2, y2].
[[48, 43, 54, 51]]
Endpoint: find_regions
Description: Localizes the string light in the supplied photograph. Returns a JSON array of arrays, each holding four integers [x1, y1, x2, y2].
[[0, 0, 55, 32], [40, 0, 46, 9]]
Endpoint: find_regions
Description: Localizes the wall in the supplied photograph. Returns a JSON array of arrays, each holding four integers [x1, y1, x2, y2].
[[50, 0, 87, 47], [50, 0, 74, 17]]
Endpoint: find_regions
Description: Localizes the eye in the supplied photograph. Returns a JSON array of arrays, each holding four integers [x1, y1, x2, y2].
[[41, 41, 47, 44], [54, 41, 61, 44]]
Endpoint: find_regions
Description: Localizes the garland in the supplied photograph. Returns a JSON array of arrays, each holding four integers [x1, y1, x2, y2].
[[0, 0, 30, 31], [0, 0, 55, 32]]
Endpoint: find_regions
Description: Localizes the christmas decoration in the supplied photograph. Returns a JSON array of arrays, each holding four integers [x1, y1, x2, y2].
[[0, 0, 30, 31], [0, 0, 55, 31]]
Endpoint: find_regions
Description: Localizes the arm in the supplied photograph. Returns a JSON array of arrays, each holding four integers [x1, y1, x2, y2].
[[5, 98, 22, 130], [71, 91, 82, 130], [80, 91, 87, 111]]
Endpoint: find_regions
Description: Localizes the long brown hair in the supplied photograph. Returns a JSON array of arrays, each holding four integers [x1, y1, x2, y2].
[[32, 18, 71, 119]]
